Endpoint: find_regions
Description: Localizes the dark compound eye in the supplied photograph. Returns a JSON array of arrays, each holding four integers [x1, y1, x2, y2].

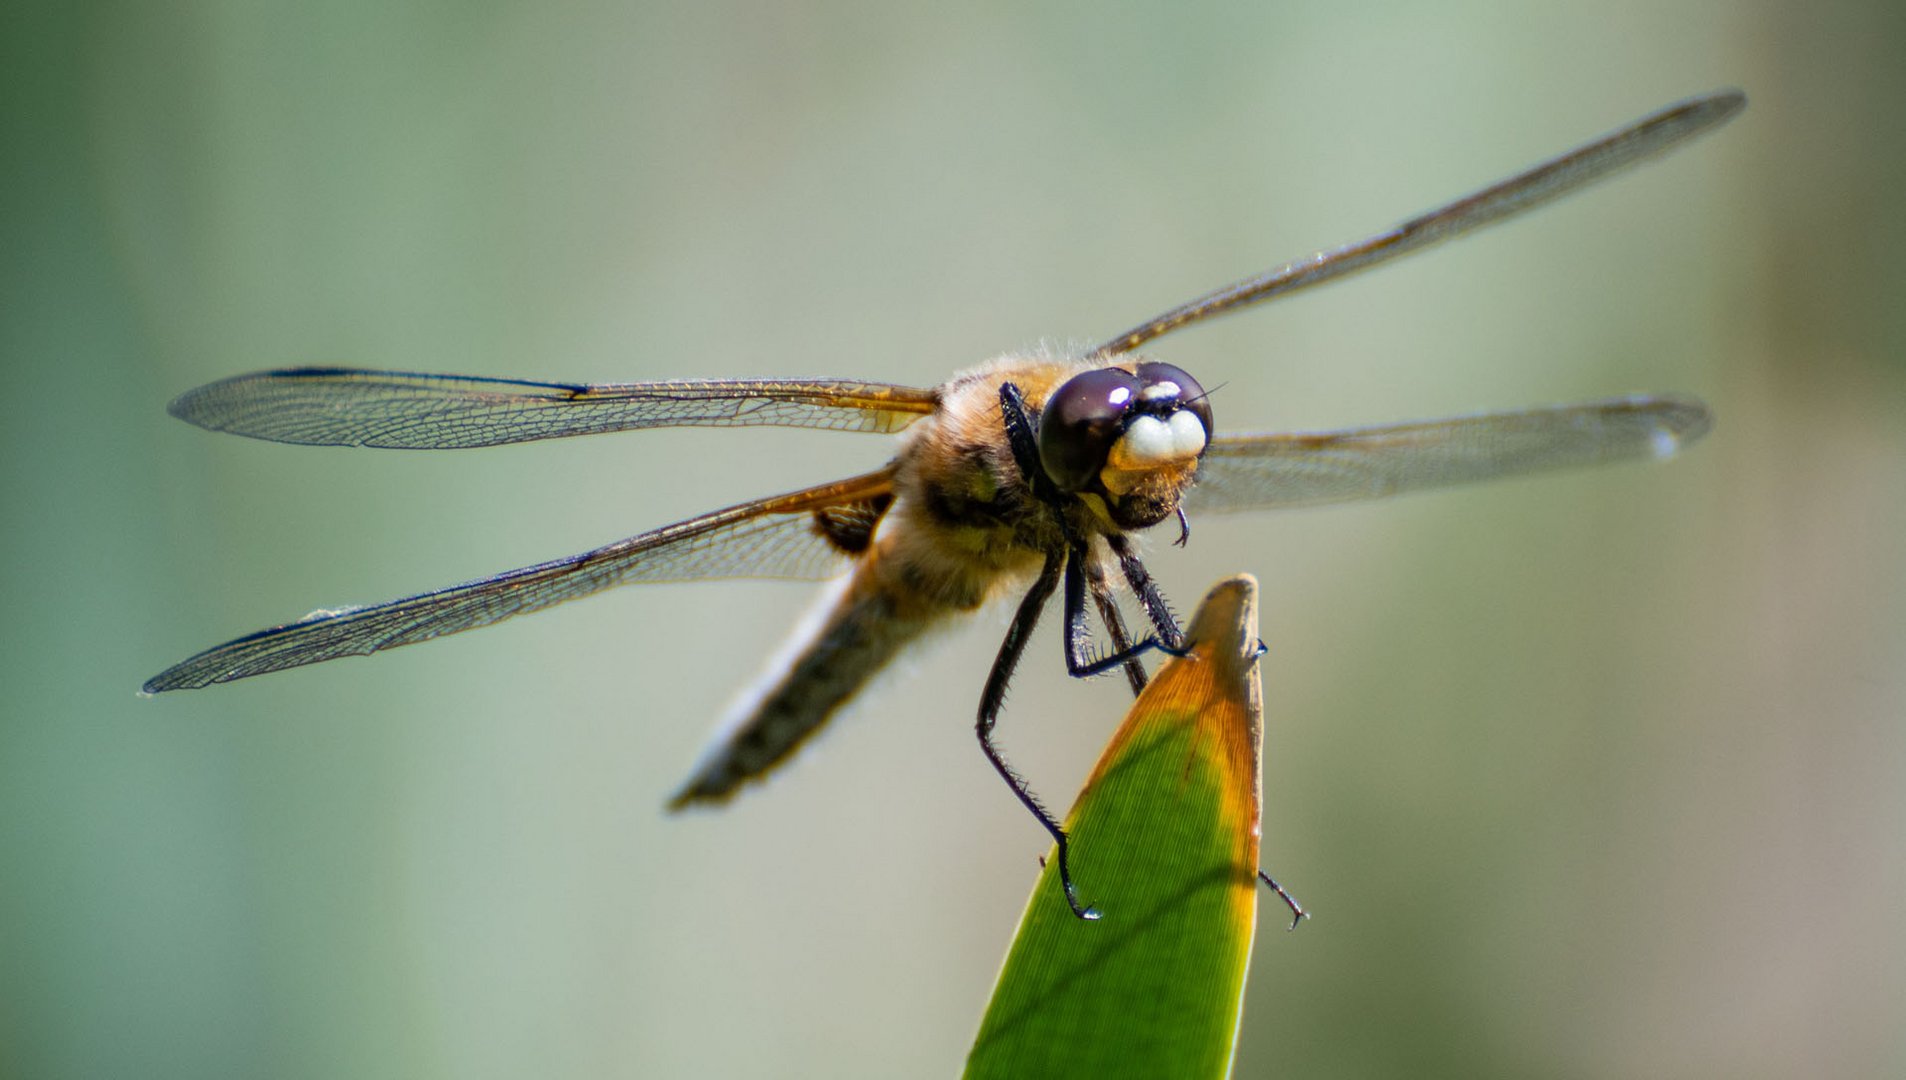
[[1037, 367, 1142, 491], [1133, 361, 1212, 438]]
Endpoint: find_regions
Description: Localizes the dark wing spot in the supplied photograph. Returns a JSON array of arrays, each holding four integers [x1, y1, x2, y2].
[[811, 493, 894, 554]]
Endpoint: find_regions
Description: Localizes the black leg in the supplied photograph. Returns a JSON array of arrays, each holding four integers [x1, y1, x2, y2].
[[1108, 533, 1183, 649], [997, 382, 1059, 504], [1083, 557, 1148, 696], [976, 547, 1100, 920], [1258, 871, 1310, 932], [1063, 540, 1174, 677]]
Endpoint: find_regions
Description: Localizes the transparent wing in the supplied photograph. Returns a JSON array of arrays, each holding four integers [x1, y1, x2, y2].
[[1185, 396, 1711, 513], [167, 368, 941, 448], [1095, 91, 1745, 356], [143, 469, 895, 691]]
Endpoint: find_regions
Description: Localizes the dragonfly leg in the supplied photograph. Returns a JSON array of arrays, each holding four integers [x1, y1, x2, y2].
[[976, 546, 1099, 921], [1108, 534, 1184, 650], [1083, 555, 1147, 696], [1258, 871, 1310, 932], [996, 382, 1057, 502], [1063, 545, 1173, 677]]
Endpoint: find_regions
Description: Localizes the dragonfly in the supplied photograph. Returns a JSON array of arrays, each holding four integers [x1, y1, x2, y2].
[[146, 90, 1744, 921]]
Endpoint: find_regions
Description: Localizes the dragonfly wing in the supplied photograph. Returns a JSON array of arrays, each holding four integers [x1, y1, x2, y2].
[[143, 469, 896, 691], [1095, 91, 1744, 355], [167, 368, 940, 448], [1185, 396, 1710, 513]]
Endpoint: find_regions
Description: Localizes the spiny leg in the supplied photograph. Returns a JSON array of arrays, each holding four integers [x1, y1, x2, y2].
[[975, 547, 1099, 920], [1063, 540, 1175, 677], [1107, 533, 1183, 649], [996, 381, 1057, 503], [1258, 871, 1310, 932], [1083, 555, 1148, 696]]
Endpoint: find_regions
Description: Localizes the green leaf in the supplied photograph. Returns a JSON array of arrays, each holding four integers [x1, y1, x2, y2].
[[967, 574, 1268, 1080]]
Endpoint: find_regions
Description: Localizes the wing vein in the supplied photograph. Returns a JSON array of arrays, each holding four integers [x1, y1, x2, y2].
[[143, 469, 896, 691], [167, 369, 939, 448], [1187, 397, 1711, 512]]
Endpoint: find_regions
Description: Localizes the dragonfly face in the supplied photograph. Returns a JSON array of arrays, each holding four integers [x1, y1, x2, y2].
[[146, 91, 1744, 920], [1039, 361, 1211, 528]]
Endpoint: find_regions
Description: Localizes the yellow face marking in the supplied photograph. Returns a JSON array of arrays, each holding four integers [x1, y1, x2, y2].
[[1098, 466, 1143, 497], [1077, 491, 1115, 527]]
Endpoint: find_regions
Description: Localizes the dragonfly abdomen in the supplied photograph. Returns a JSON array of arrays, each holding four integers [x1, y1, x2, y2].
[[667, 567, 939, 808]]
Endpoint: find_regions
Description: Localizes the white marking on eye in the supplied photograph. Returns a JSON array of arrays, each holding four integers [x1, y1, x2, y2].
[[1139, 381, 1180, 402], [1649, 426, 1679, 459], [1167, 409, 1208, 456], [1107, 385, 1132, 407]]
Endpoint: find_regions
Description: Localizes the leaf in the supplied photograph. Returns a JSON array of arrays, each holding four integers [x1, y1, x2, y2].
[[967, 574, 1268, 1080]]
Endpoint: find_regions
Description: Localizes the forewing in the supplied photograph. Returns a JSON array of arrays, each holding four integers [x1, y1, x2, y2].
[[168, 368, 940, 448], [1095, 91, 1745, 355], [1185, 397, 1710, 513], [143, 470, 895, 691]]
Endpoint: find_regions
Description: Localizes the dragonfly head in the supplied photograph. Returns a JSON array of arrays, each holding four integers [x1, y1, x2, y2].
[[1037, 361, 1211, 529]]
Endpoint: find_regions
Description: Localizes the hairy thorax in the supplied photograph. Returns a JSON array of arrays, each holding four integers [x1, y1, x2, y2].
[[864, 351, 1198, 615]]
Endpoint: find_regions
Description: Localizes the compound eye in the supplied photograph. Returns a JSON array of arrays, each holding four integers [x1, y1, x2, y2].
[[1038, 367, 1142, 491], [1134, 361, 1212, 441]]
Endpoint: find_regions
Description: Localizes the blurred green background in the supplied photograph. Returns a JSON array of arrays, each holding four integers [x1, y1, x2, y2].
[[5, 2, 1902, 1077]]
